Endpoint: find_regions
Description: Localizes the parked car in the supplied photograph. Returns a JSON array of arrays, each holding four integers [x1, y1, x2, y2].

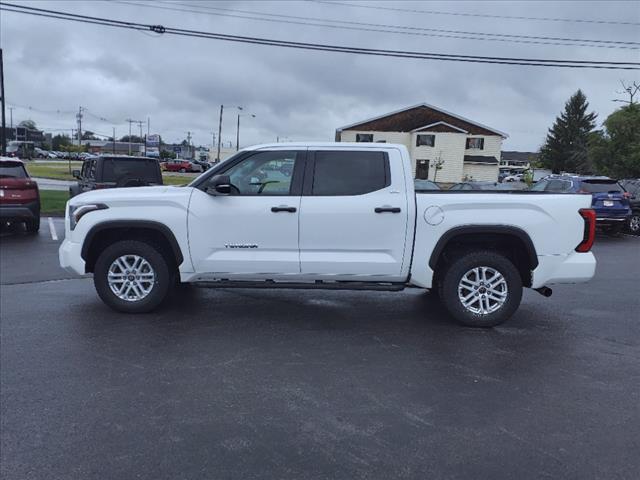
[[70, 155, 163, 198], [163, 159, 202, 173], [414, 179, 440, 191], [620, 179, 640, 235], [449, 181, 524, 191], [530, 176, 631, 234], [503, 173, 524, 182], [192, 159, 211, 172], [0, 157, 40, 233], [34, 147, 49, 158], [60, 143, 596, 328]]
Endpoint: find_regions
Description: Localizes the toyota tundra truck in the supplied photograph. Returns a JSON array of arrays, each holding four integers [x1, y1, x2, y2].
[[59, 143, 596, 327]]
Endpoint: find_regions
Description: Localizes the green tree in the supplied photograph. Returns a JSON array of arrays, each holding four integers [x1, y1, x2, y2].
[[18, 119, 37, 130], [590, 103, 640, 178], [51, 134, 71, 150], [81, 130, 99, 140], [540, 90, 597, 174], [119, 135, 143, 143]]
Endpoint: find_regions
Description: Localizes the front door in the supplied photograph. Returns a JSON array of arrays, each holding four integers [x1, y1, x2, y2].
[[187, 149, 305, 277], [299, 149, 410, 281], [416, 159, 429, 179]]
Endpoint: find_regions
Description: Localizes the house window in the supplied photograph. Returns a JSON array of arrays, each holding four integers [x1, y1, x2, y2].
[[355, 133, 373, 143], [466, 138, 484, 150], [416, 134, 435, 147]]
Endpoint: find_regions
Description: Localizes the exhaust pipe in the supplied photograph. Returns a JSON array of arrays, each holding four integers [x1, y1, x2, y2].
[[534, 286, 553, 297]]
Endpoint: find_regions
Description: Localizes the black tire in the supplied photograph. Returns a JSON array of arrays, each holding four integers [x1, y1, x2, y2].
[[627, 214, 640, 235], [93, 240, 173, 313], [179, 168, 186, 173], [25, 217, 40, 234], [439, 250, 523, 328]]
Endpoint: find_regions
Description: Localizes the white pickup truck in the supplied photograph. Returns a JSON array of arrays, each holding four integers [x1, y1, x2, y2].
[[59, 143, 597, 327]]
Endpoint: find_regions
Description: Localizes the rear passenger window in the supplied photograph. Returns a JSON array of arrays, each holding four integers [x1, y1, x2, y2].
[[546, 179, 572, 192], [312, 151, 389, 196]]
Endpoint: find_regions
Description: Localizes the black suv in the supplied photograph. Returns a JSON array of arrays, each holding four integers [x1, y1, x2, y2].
[[70, 156, 163, 198], [620, 179, 640, 235]]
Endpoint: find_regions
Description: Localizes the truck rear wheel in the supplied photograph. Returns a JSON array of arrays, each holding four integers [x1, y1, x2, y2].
[[439, 250, 522, 327], [93, 240, 172, 313]]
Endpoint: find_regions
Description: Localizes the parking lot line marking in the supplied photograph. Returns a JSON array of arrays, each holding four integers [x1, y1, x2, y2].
[[48, 217, 58, 241]]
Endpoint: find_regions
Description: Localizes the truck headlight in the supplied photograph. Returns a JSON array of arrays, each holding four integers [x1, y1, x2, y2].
[[69, 203, 108, 230]]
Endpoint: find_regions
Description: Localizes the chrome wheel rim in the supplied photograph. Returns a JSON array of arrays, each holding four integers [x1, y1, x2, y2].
[[107, 255, 155, 302], [630, 215, 640, 232], [458, 267, 508, 315]]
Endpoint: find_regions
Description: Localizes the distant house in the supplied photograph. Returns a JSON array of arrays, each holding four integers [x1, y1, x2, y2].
[[500, 151, 538, 172], [335, 103, 508, 183]]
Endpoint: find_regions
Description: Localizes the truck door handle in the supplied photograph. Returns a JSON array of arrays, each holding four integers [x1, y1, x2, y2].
[[271, 206, 297, 213], [375, 207, 401, 213]]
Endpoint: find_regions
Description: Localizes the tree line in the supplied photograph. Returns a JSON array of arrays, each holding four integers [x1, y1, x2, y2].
[[540, 89, 640, 178]]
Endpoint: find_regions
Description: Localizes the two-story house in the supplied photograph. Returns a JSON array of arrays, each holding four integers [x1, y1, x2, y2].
[[335, 103, 508, 183]]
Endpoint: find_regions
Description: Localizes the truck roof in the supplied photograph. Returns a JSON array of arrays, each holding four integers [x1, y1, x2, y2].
[[247, 142, 405, 150]]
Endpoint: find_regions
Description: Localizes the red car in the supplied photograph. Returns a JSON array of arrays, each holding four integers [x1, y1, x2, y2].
[[0, 158, 40, 233], [162, 159, 202, 173]]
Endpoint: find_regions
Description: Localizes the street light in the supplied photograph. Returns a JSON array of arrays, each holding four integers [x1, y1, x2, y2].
[[236, 112, 256, 151], [216, 105, 242, 162]]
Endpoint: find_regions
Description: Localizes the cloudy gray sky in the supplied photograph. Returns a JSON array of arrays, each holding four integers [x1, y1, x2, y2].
[[1, 0, 639, 150]]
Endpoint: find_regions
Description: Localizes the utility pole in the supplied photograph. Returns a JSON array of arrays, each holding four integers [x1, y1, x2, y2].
[[236, 112, 255, 151], [0, 48, 6, 156], [112, 127, 116, 154], [216, 104, 223, 162], [136, 120, 144, 156], [126, 119, 133, 155], [126, 118, 143, 155], [76, 106, 84, 148], [8, 106, 14, 143], [146, 116, 150, 156]]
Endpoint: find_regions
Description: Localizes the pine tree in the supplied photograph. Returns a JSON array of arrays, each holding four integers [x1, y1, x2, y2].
[[540, 90, 597, 174]]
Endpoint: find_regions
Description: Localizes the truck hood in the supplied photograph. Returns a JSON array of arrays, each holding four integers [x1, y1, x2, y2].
[[69, 185, 193, 207]]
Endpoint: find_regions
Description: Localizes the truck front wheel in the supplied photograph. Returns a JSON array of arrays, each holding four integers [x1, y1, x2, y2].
[[93, 240, 172, 313], [438, 250, 523, 327]]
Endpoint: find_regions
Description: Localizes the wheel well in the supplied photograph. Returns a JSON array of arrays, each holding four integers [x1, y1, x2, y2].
[[82, 225, 183, 274], [431, 232, 535, 287]]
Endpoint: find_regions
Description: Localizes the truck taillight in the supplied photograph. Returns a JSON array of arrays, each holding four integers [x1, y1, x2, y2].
[[576, 208, 596, 252]]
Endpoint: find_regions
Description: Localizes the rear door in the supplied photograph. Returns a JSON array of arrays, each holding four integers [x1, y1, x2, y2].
[[298, 148, 410, 280]]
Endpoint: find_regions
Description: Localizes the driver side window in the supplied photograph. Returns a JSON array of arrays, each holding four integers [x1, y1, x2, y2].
[[223, 151, 298, 195]]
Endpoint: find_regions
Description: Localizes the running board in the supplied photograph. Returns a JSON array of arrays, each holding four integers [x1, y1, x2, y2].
[[193, 280, 406, 292]]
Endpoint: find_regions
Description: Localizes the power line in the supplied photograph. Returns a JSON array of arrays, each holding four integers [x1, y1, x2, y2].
[[311, 1, 640, 27], [123, 0, 639, 50], [0, 3, 638, 70]]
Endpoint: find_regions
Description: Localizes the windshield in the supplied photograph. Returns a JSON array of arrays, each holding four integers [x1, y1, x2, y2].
[[581, 180, 623, 193], [0, 163, 28, 178], [101, 158, 160, 183]]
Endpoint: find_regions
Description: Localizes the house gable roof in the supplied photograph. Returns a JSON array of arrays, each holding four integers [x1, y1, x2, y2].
[[337, 103, 508, 138]]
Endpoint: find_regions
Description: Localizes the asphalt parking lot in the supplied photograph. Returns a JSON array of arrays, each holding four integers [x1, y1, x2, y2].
[[1, 219, 639, 480]]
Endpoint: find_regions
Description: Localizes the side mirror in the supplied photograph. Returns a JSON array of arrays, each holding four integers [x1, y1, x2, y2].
[[72, 169, 81, 179], [206, 174, 231, 195]]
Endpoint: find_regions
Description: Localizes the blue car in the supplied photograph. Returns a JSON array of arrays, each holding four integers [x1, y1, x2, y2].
[[530, 176, 631, 234]]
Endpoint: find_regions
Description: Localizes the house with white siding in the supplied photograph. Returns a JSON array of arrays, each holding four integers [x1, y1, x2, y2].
[[335, 103, 508, 183]]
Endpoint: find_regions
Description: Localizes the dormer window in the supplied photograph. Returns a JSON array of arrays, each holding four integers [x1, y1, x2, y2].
[[416, 134, 435, 147]]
